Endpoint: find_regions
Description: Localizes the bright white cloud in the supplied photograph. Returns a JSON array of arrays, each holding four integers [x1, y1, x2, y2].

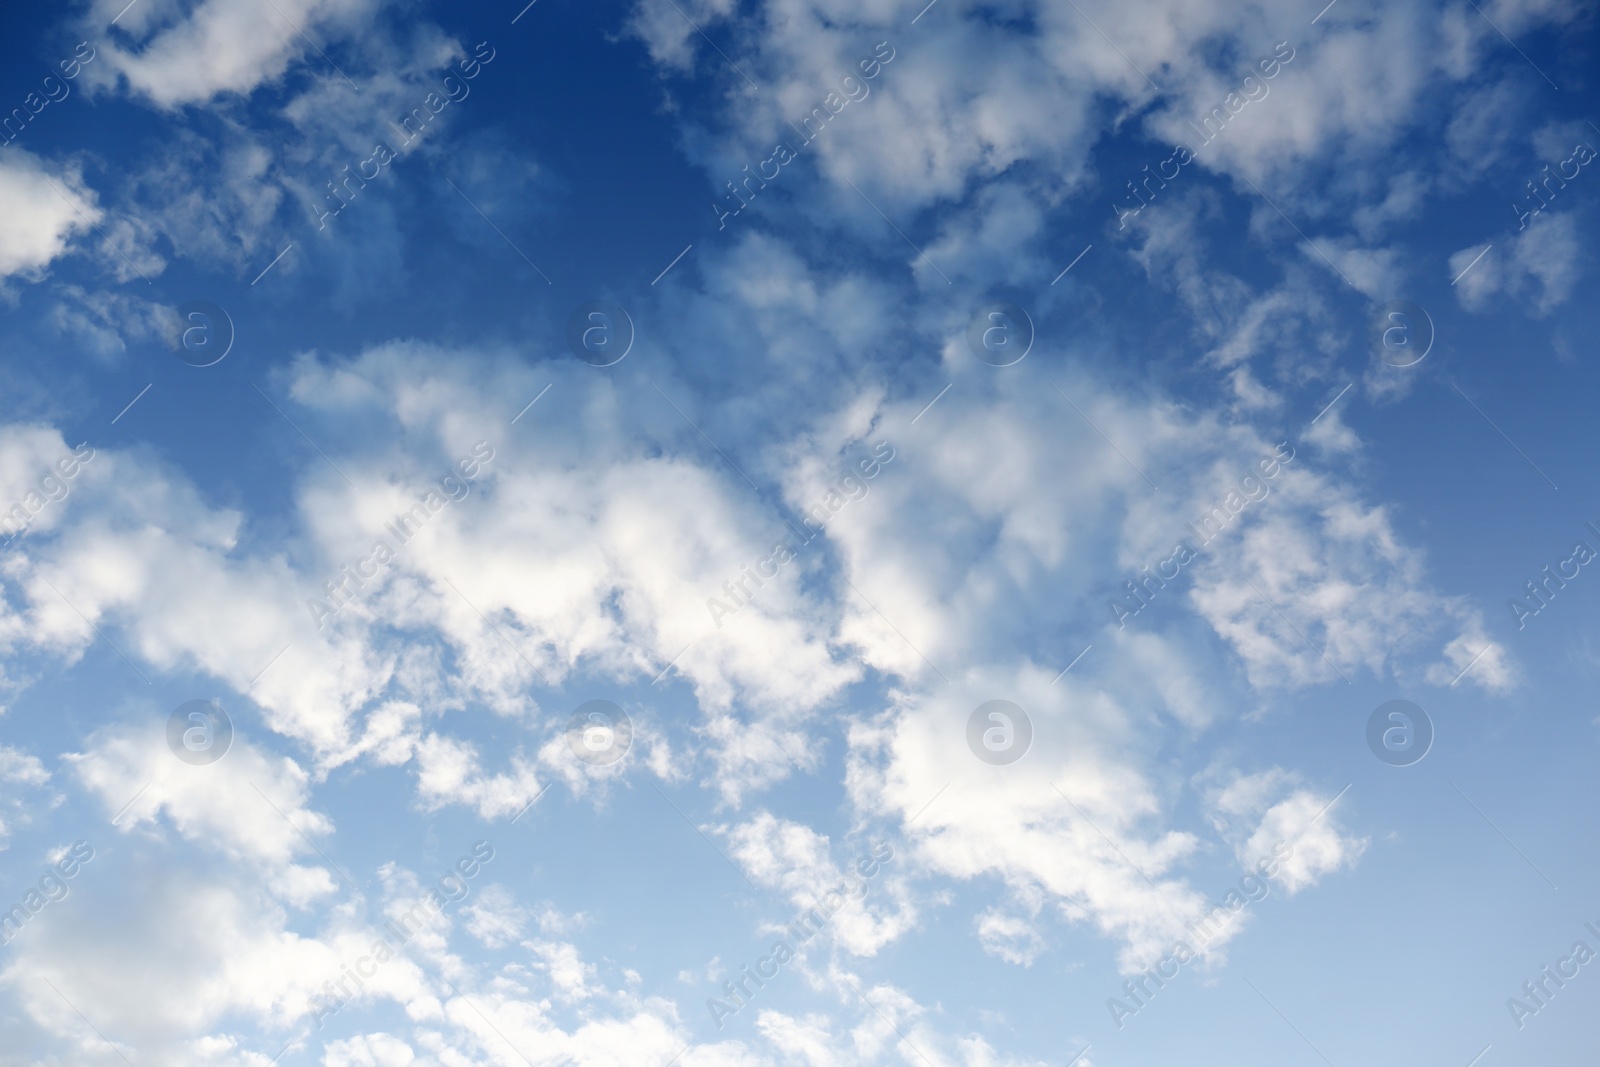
[[0, 152, 100, 280], [65, 722, 342, 905]]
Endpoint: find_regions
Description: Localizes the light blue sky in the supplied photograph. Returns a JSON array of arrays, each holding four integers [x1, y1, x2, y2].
[[0, 1, 1598, 1065]]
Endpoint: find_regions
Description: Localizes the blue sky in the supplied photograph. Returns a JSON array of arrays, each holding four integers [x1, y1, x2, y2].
[[0, 0, 1598, 1064]]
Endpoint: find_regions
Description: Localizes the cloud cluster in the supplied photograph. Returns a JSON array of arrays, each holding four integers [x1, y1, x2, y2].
[[5, 0, 1581, 1060]]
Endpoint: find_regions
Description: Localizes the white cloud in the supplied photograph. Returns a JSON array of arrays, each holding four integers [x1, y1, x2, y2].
[[724, 811, 915, 957], [423, 985, 683, 1067], [461, 884, 528, 949], [845, 669, 1215, 974], [0, 743, 51, 847], [0, 745, 47, 786], [283, 343, 864, 795], [1510, 210, 1583, 314], [8, 0, 1582, 1061], [975, 899, 1047, 966], [0, 152, 99, 280], [47, 285, 175, 361], [85, 0, 384, 108], [1182, 456, 1510, 692], [65, 722, 342, 905], [1228, 779, 1367, 895], [625, 0, 741, 71], [10, 441, 393, 756], [323, 1033, 417, 1067], [412, 733, 541, 820], [1426, 628, 1513, 691], [1467, 184, 1590, 324], [0, 217, 1508, 1024], [624, 0, 1576, 244], [1446, 79, 1529, 176], [2, 867, 345, 1054]]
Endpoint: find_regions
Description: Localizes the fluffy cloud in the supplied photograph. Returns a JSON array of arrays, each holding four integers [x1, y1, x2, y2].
[[1206, 768, 1367, 895], [724, 811, 915, 957], [0, 743, 51, 846], [323, 1033, 417, 1067], [5, 0, 1586, 1061], [66, 721, 342, 905], [84, 0, 383, 108], [461, 884, 529, 949], [846, 672, 1220, 974], [0, 152, 100, 280], [2, 866, 345, 1057], [975, 898, 1047, 966], [1182, 458, 1510, 691], [282, 343, 865, 793], [0, 745, 48, 786], [627, 0, 1576, 236], [0, 311, 1498, 983]]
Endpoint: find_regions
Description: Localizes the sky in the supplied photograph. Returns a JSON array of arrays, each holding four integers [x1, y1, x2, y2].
[[0, 0, 1598, 1065]]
